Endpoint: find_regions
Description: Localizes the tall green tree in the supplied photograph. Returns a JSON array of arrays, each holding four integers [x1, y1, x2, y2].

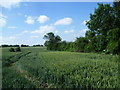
[[113, 1, 120, 26], [44, 32, 61, 50], [86, 3, 117, 53], [85, 2, 120, 54], [86, 3, 114, 36]]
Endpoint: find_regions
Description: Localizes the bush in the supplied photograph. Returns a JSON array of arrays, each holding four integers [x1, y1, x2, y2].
[[9, 48, 15, 52], [15, 47, 21, 52], [9, 47, 21, 52]]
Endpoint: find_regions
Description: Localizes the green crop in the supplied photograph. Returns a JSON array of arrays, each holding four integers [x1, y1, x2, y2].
[[2, 47, 119, 88]]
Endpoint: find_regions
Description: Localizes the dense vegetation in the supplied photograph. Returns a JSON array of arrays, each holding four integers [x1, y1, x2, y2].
[[44, 2, 120, 55], [2, 47, 119, 88], [1, 44, 43, 47], [9, 47, 21, 52]]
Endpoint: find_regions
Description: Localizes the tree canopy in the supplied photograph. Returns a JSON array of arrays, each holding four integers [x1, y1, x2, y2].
[[44, 32, 61, 50]]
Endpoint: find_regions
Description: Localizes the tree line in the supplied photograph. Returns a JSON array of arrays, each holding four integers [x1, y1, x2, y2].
[[44, 2, 120, 55], [1, 44, 43, 47]]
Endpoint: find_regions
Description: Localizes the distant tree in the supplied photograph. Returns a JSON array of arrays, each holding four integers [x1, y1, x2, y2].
[[44, 32, 55, 41], [44, 32, 61, 50], [33, 44, 44, 47], [40, 45, 43, 47], [21, 44, 29, 47], [2, 45, 9, 47], [14, 45, 19, 47]]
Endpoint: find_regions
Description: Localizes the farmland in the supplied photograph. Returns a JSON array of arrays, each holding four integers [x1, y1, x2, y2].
[[2, 47, 119, 88]]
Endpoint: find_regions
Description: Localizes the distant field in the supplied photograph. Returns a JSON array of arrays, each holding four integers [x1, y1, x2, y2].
[[2, 47, 119, 88]]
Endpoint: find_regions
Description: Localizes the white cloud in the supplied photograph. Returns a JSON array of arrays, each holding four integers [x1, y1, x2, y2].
[[8, 26, 17, 29], [0, 0, 22, 9], [25, 16, 35, 24], [30, 36, 39, 39], [64, 30, 75, 34], [0, 13, 6, 28], [25, 15, 49, 24], [31, 25, 58, 35], [37, 15, 49, 23], [54, 18, 73, 25], [82, 20, 88, 25]]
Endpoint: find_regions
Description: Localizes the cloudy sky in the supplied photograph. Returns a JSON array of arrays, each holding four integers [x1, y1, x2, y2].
[[0, 0, 112, 45]]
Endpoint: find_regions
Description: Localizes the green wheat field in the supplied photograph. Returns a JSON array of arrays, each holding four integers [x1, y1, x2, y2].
[[1, 47, 120, 88]]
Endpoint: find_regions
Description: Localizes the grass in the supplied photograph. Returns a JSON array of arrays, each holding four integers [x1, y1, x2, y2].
[[0, 47, 2, 88], [2, 47, 119, 88]]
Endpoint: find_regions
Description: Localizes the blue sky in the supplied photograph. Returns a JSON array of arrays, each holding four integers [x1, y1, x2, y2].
[[0, 1, 112, 45]]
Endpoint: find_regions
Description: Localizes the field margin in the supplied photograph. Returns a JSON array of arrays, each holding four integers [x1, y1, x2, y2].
[[0, 47, 2, 89]]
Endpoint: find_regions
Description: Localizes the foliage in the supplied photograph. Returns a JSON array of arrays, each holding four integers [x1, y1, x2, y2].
[[74, 37, 89, 52], [86, 3, 114, 36], [21, 44, 29, 47], [33, 44, 43, 47], [106, 28, 120, 54], [44, 32, 61, 50], [9, 47, 21, 52], [44, 33, 89, 52], [1, 45, 19, 47], [85, 2, 120, 54], [15, 47, 21, 52], [9, 48, 15, 52]]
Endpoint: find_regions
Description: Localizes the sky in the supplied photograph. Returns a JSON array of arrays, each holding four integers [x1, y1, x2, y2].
[[0, 1, 113, 45]]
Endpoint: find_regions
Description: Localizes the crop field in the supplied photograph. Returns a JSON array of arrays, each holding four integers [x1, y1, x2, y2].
[[2, 47, 120, 88]]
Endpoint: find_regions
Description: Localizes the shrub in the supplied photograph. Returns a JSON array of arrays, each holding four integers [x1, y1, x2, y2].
[[9, 48, 15, 52], [15, 47, 21, 52]]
